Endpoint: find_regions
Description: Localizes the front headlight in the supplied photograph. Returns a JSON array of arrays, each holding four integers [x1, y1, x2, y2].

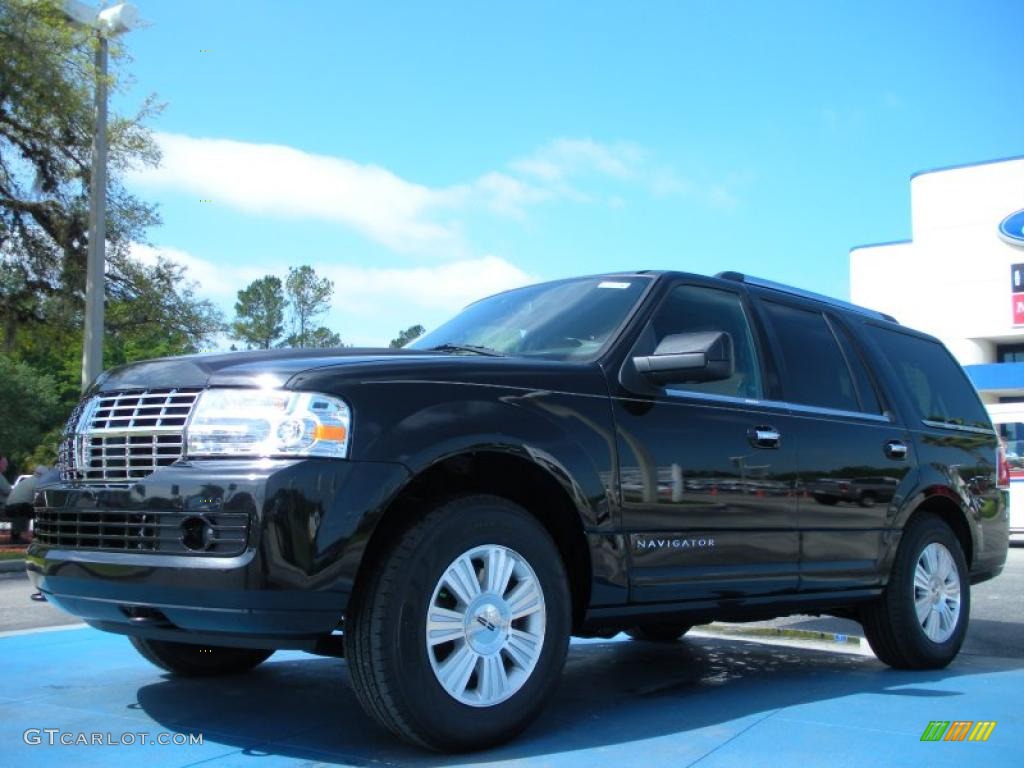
[[186, 388, 351, 459]]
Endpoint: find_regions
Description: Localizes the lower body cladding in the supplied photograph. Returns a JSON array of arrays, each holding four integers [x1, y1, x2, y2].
[[26, 457, 411, 652]]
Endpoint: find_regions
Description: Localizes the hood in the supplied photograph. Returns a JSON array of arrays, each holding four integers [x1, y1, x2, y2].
[[89, 347, 610, 400], [89, 347, 438, 393]]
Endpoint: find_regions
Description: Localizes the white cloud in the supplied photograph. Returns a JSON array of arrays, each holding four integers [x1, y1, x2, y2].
[[708, 184, 739, 210], [883, 92, 905, 110], [130, 242, 265, 299], [460, 172, 554, 218], [130, 133, 714, 254], [511, 139, 747, 210], [509, 138, 698, 203], [132, 133, 459, 254], [512, 138, 646, 183], [129, 242, 533, 347], [318, 255, 532, 316], [649, 168, 692, 198]]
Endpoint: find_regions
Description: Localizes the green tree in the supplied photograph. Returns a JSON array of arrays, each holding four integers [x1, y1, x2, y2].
[[0, 0, 163, 353], [232, 275, 286, 349], [104, 255, 223, 363], [285, 265, 333, 347], [303, 326, 343, 348], [0, 354, 60, 467], [0, 1, 224, 464], [390, 324, 425, 348], [11, 254, 223, 432]]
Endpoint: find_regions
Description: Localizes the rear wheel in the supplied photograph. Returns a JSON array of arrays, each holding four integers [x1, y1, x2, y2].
[[346, 494, 571, 752], [625, 622, 693, 642], [861, 514, 969, 669], [129, 637, 273, 677]]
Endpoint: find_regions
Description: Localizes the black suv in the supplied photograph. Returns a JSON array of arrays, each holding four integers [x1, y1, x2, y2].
[[28, 271, 1009, 751]]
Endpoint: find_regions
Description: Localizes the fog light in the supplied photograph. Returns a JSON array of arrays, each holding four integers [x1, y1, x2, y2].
[[180, 515, 214, 551]]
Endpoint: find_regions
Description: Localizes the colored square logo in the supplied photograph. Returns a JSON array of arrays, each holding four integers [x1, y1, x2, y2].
[[1012, 293, 1024, 326]]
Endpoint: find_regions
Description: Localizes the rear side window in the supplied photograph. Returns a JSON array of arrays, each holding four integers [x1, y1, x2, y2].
[[868, 327, 990, 430], [831, 319, 883, 414], [761, 301, 865, 412]]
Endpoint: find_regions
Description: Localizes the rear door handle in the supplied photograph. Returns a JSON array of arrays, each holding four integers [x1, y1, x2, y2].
[[885, 440, 909, 460], [749, 426, 781, 449]]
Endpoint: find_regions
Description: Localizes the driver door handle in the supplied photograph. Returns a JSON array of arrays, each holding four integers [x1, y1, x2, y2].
[[885, 440, 909, 460], [749, 426, 781, 449]]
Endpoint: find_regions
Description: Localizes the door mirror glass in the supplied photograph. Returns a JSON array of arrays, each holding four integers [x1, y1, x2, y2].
[[633, 331, 734, 385]]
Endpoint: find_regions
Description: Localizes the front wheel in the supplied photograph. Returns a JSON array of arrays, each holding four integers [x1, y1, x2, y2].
[[346, 495, 571, 752], [129, 637, 273, 677], [861, 514, 970, 669]]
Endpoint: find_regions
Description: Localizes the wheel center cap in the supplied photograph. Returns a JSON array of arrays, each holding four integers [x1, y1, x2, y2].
[[465, 597, 510, 655], [475, 605, 501, 632]]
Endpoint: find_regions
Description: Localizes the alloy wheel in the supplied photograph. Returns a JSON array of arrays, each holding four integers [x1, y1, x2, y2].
[[425, 544, 546, 707], [913, 542, 962, 643]]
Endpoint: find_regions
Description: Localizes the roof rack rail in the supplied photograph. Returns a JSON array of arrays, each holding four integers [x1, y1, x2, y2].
[[715, 271, 898, 323]]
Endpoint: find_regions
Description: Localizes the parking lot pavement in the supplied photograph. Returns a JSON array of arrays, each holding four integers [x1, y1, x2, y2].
[[711, 546, 1024, 660], [3, 627, 1022, 768], [0, 571, 83, 632]]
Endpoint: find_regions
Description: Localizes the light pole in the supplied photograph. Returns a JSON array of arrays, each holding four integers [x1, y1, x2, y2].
[[55, 1, 138, 391]]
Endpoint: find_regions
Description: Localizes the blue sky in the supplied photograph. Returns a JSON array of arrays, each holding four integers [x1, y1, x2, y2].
[[115, 1, 1024, 347]]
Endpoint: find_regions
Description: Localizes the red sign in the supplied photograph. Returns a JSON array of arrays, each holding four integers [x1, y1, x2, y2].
[[1014, 293, 1024, 326]]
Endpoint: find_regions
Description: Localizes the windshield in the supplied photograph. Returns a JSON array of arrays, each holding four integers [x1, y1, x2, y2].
[[409, 276, 653, 360]]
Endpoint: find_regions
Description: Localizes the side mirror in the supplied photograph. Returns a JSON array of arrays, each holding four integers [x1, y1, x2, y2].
[[633, 331, 734, 386]]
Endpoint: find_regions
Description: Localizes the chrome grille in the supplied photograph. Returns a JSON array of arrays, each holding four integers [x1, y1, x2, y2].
[[32, 508, 249, 555], [89, 389, 200, 431], [59, 389, 202, 483]]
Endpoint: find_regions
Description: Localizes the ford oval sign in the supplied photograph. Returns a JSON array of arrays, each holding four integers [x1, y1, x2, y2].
[[1000, 209, 1024, 247]]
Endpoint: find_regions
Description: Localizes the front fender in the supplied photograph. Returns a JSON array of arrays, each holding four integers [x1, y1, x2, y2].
[[354, 385, 618, 531]]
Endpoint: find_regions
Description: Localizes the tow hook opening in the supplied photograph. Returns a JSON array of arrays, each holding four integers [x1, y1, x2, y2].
[[122, 606, 172, 626]]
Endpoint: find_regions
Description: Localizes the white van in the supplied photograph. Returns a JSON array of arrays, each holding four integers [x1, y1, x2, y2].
[[988, 403, 1024, 541]]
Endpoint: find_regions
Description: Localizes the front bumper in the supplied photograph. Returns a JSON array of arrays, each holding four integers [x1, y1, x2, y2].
[[27, 458, 410, 649]]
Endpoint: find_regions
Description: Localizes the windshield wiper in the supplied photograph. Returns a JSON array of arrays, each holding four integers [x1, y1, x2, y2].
[[426, 343, 506, 357]]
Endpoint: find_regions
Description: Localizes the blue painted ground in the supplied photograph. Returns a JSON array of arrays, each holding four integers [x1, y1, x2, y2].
[[2, 627, 1021, 767]]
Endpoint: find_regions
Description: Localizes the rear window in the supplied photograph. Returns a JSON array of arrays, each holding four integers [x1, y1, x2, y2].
[[868, 327, 990, 430]]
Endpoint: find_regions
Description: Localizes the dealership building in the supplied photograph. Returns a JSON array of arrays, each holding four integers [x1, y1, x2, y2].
[[850, 155, 1024, 451]]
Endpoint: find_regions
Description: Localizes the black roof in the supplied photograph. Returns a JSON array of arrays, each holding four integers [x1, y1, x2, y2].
[[482, 270, 898, 324], [713, 271, 898, 323]]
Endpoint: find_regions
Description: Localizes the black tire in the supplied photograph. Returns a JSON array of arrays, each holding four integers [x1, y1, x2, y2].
[[858, 493, 877, 508], [861, 513, 970, 669], [625, 622, 693, 642], [346, 494, 571, 752], [814, 495, 839, 506], [129, 636, 273, 677]]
